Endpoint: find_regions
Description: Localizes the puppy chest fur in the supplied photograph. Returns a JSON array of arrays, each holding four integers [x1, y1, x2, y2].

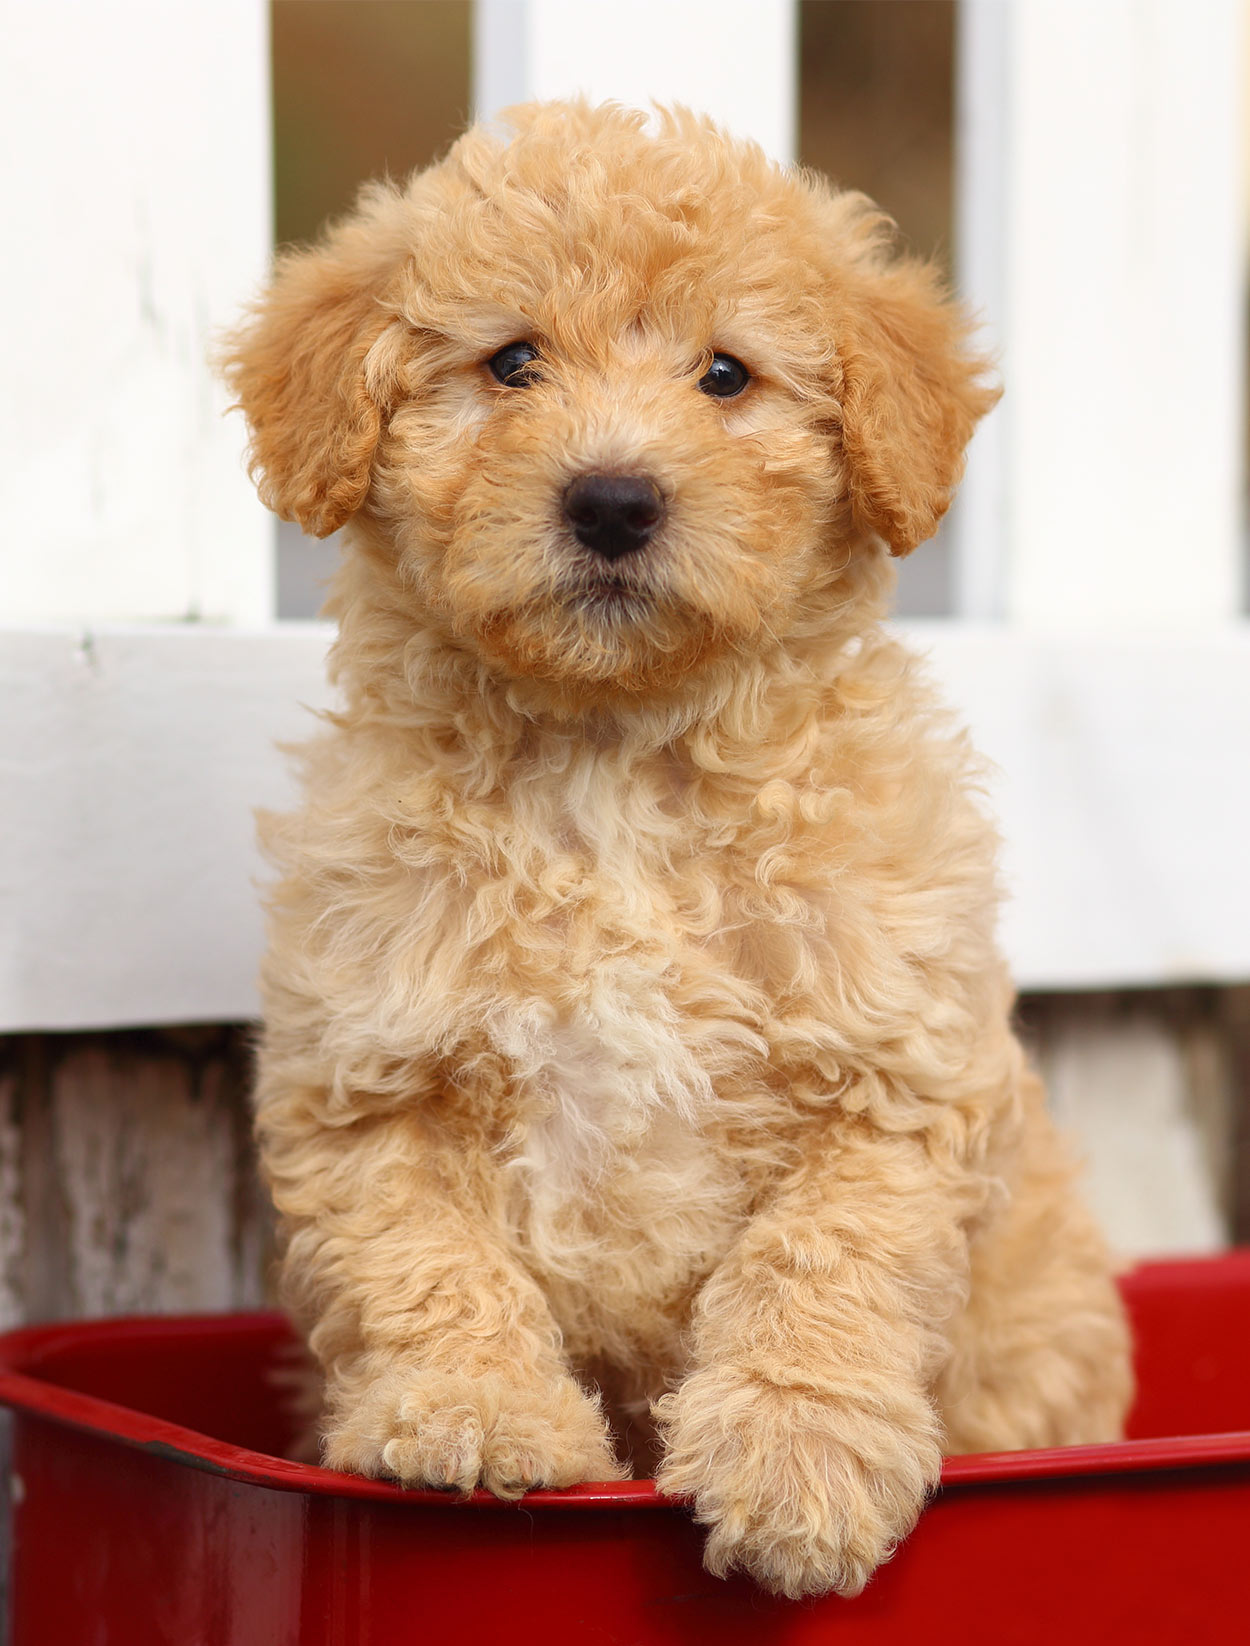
[[273, 724, 790, 1362], [262, 635, 1005, 1374], [459, 770, 764, 1364]]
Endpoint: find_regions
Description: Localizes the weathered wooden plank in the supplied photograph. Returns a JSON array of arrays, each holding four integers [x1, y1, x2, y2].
[[1020, 990, 1236, 1259], [1224, 988, 1250, 1245], [0, 1052, 24, 1331], [2, 1029, 272, 1324]]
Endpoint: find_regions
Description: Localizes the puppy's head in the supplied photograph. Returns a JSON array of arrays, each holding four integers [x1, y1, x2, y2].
[[225, 102, 995, 698]]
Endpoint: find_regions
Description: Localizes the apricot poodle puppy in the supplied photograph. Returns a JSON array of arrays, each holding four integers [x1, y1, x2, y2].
[[225, 102, 1131, 1599]]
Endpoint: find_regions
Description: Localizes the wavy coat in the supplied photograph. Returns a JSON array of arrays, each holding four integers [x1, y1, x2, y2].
[[224, 102, 1131, 1599]]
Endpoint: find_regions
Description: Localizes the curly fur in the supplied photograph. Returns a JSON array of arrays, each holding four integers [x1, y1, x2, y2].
[[223, 101, 1132, 1599]]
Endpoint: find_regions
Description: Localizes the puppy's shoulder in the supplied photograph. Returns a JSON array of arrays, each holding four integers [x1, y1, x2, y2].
[[819, 628, 983, 784]]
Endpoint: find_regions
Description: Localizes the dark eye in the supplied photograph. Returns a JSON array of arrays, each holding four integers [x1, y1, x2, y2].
[[697, 352, 750, 399], [488, 341, 540, 387]]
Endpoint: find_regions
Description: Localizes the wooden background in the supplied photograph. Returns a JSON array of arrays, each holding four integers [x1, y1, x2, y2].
[[0, 1029, 271, 1327]]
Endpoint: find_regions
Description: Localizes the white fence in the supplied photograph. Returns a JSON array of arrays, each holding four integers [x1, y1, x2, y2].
[[2, 0, 1248, 1033]]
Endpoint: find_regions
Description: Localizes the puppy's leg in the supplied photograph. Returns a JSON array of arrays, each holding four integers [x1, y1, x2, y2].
[[263, 1100, 623, 1497], [655, 1113, 977, 1599], [938, 1082, 1132, 1454]]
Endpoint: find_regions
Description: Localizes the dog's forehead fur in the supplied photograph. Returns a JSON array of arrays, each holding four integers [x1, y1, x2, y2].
[[385, 103, 856, 380], [224, 97, 996, 605]]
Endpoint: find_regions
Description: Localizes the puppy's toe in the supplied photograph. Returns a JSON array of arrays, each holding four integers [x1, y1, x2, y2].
[[323, 1366, 624, 1498], [380, 1399, 487, 1494]]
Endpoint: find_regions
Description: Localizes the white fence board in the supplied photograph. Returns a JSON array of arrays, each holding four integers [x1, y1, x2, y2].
[[952, 0, 1009, 621], [474, 0, 797, 161], [2, 622, 1248, 1032], [910, 622, 1250, 989], [983, 0, 1244, 628], [0, 627, 329, 1030], [0, 0, 274, 625]]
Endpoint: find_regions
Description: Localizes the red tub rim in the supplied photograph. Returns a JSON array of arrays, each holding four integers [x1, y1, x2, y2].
[[2, 1257, 1249, 1511]]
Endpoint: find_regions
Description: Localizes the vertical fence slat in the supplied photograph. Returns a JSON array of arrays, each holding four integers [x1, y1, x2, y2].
[[474, 0, 797, 162], [952, 0, 1010, 621], [0, 0, 273, 625], [964, 0, 1245, 630]]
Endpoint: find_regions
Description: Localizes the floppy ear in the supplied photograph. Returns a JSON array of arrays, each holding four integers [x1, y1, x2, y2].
[[835, 256, 998, 557], [222, 210, 405, 538]]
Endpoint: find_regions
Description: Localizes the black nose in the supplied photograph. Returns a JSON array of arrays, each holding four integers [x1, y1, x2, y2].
[[562, 473, 664, 561]]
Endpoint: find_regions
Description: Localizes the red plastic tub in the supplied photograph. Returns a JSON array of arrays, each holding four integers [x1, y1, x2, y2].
[[1, 1253, 1249, 1645]]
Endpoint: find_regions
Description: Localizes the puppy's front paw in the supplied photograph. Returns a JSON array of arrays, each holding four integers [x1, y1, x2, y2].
[[655, 1366, 939, 1598], [324, 1366, 623, 1499]]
